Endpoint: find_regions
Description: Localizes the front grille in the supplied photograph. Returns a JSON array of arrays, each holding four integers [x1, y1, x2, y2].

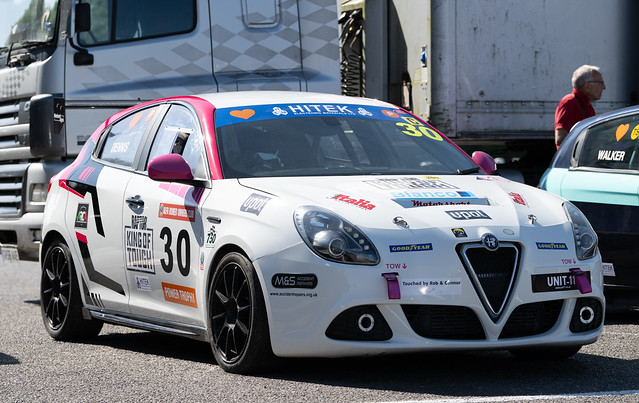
[[499, 300, 563, 339], [0, 169, 23, 217], [458, 242, 520, 321], [402, 305, 486, 340]]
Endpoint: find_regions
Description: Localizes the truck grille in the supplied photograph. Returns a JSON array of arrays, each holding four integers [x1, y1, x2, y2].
[[0, 166, 24, 217], [458, 241, 520, 321]]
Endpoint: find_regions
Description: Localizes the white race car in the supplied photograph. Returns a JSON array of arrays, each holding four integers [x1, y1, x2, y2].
[[40, 91, 604, 373]]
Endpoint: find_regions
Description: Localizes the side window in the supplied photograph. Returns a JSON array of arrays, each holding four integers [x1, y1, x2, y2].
[[78, 0, 196, 46], [98, 107, 158, 167], [578, 114, 639, 170], [147, 105, 208, 180]]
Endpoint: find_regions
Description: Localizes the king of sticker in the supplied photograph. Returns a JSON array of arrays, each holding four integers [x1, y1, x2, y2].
[[125, 215, 154, 273]]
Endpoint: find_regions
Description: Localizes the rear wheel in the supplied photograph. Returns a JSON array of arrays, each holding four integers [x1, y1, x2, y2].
[[40, 239, 103, 340], [509, 345, 582, 360], [208, 252, 274, 373]]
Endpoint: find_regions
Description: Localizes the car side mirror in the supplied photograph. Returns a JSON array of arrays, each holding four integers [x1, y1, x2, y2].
[[148, 154, 194, 181], [471, 151, 497, 175]]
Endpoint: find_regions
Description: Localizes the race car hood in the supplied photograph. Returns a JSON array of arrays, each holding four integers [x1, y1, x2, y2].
[[237, 175, 568, 230]]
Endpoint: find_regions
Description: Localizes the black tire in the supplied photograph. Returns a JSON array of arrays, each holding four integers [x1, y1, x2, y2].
[[509, 345, 582, 360], [208, 252, 275, 374], [40, 239, 103, 340]]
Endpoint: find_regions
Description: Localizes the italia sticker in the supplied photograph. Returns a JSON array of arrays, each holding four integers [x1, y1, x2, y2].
[[536, 242, 568, 250], [74, 203, 89, 228], [125, 215, 154, 273], [331, 194, 375, 210], [158, 203, 195, 222], [162, 282, 197, 308]]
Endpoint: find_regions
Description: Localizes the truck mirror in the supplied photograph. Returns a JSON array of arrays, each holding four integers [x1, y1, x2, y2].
[[75, 3, 91, 33]]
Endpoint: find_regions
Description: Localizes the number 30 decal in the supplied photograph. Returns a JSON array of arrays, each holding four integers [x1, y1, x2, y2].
[[160, 227, 191, 276], [396, 117, 443, 141]]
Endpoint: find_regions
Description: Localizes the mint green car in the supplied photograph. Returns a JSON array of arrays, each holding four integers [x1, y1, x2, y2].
[[540, 105, 639, 296]]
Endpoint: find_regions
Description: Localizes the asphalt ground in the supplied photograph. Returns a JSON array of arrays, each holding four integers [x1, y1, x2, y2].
[[1, 259, 638, 403]]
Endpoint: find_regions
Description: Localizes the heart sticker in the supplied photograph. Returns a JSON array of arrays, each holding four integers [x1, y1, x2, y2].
[[230, 109, 255, 119], [616, 124, 629, 141]]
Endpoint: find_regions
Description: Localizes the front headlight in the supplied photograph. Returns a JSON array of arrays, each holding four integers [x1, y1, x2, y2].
[[294, 206, 380, 265], [563, 201, 598, 260]]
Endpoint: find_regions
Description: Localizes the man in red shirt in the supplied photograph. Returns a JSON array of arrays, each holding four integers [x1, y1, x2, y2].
[[554, 65, 606, 149]]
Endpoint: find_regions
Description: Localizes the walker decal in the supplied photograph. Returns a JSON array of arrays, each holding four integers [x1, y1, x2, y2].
[[125, 215, 155, 274]]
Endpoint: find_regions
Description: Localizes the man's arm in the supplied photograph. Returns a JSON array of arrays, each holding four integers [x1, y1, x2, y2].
[[555, 128, 568, 149]]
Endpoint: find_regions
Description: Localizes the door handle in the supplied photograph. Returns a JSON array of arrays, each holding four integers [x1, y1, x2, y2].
[[126, 196, 144, 206]]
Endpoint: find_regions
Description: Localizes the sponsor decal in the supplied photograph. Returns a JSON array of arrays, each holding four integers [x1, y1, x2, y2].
[[602, 262, 616, 277], [200, 252, 205, 271], [597, 150, 625, 161], [230, 109, 255, 119], [531, 271, 590, 292], [205, 226, 216, 247], [125, 215, 154, 273], [631, 124, 639, 140], [158, 203, 196, 222], [616, 123, 629, 141], [75, 204, 89, 228], [446, 210, 491, 220], [452, 228, 467, 238], [331, 194, 375, 210], [161, 282, 198, 308], [536, 242, 568, 250], [389, 243, 432, 253], [135, 275, 151, 292], [401, 278, 463, 296], [382, 110, 399, 118], [240, 193, 271, 215], [271, 273, 318, 289], [508, 192, 527, 206], [365, 177, 457, 190], [503, 228, 515, 235]]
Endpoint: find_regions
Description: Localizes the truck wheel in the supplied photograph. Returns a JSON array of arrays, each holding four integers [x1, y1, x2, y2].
[[208, 252, 275, 373], [40, 239, 103, 340]]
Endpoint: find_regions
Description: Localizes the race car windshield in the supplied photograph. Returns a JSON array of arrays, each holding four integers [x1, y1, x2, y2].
[[215, 104, 479, 178]]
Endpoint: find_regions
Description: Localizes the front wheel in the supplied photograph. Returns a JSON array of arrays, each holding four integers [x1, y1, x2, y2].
[[208, 252, 275, 373], [40, 239, 103, 340]]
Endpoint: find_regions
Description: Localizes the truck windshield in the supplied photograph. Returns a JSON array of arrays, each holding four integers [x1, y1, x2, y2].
[[1, 0, 58, 50]]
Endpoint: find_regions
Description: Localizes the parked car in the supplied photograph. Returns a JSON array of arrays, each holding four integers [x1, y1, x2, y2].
[[40, 91, 603, 374], [540, 105, 639, 297]]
